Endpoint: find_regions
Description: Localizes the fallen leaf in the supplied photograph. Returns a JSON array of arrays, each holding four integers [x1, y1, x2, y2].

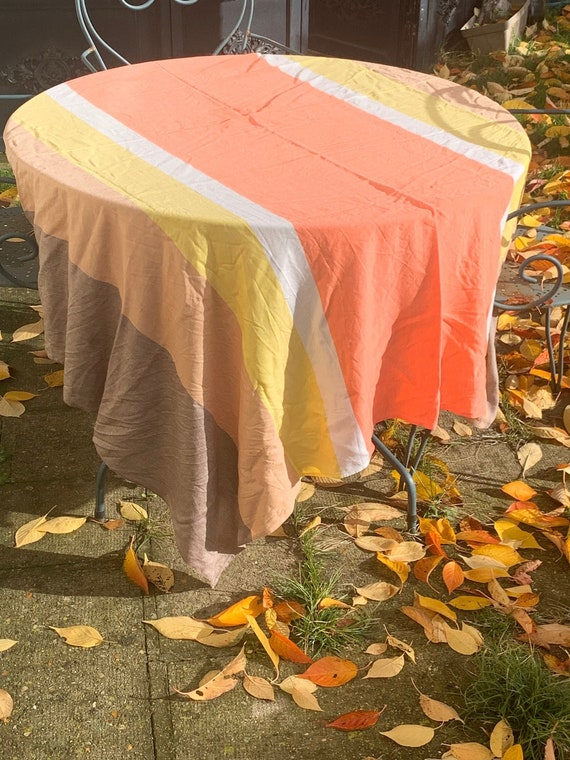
[[453, 421, 473, 436], [355, 581, 399, 602], [207, 595, 263, 627], [245, 613, 280, 677], [43, 369, 64, 387], [14, 513, 49, 547], [174, 646, 246, 701], [463, 566, 510, 582], [519, 623, 570, 647], [198, 628, 248, 648], [529, 425, 570, 447], [0, 360, 10, 380], [542, 653, 570, 676], [326, 709, 385, 731], [375, 554, 410, 585], [354, 536, 399, 553], [365, 642, 388, 655], [3, 390, 36, 402], [443, 622, 483, 655], [413, 555, 444, 588], [298, 656, 358, 687], [490, 719, 514, 757], [471, 544, 525, 568], [37, 516, 87, 534], [418, 692, 463, 723], [243, 673, 275, 700], [142, 555, 174, 593], [11, 318, 44, 342], [454, 529, 501, 545], [503, 745, 524, 760], [379, 724, 435, 747], [299, 515, 321, 537], [279, 675, 322, 711], [448, 743, 494, 760], [385, 541, 426, 562], [49, 624, 104, 648], [415, 593, 457, 621], [449, 595, 493, 610], [517, 441, 543, 475], [269, 629, 313, 664], [0, 396, 25, 417], [364, 654, 406, 678], [544, 737, 557, 760], [318, 597, 352, 609], [123, 538, 149, 594], [143, 617, 213, 640], [386, 634, 415, 662], [501, 481, 538, 501], [494, 519, 543, 550], [0, 639, 17, 652], [97, 518, 125, 531], [442, 561, 464, 594], [418, 517, 457, 544], [0, 689, 13, 723], [117, 501, 148, 521]]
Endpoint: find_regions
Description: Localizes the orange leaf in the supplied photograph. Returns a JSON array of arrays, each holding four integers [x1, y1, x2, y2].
[[455, 530, 501, 545], [298, 656, 358, 687], [273, 600, 306, 623], [413, 555, 443, 588], [122, 537, 149, 594], [269, 630, 313, 664], [262, 586, 274, 609], [424, 530, 448, 557], [442, 561, 464, 594], [318, 597, 352, 609], [501, 481, 537, 501], [207, 595, 263, 627], [418, 517, 456, 543], [326, 708, 385, 731]]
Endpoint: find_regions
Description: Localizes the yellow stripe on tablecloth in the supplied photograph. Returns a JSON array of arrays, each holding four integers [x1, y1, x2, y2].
[[12, 94, 341, 477]]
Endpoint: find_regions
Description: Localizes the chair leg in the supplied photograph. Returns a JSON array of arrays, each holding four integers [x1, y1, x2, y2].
[[94, 462, 108, 520], [371, 433, 419, 532]]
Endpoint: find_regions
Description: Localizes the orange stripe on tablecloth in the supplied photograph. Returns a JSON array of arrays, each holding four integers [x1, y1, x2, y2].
[[68, 55, 516, 425]]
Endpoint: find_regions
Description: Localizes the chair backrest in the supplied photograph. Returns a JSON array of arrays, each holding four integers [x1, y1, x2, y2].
[[75, 0, 296, 73]]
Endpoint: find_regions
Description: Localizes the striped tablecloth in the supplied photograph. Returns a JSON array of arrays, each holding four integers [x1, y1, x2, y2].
[[4, 54, 531, 584]]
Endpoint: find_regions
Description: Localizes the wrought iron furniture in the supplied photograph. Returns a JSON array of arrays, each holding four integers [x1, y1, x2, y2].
[[75, 0, 296, 73]]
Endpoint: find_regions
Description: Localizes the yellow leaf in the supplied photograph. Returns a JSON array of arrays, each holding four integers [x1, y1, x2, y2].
[[472, 544, 525, 568], [463, 566, 510, 582], [123, 538, 149, 594], [3, 390, 36, 402], [49, 624, 104, 648], [503, 745, 524, 760], [0, 361, 10, 381], [545, 125, 570, 137], [38, 516, 87, 534], [418, 516, 456, 543], [364, 654, 406, 678], [11, 318, 44, 342], [318, 597, 352, 609], [299, 515, 321, 537], [502, 98, 535, 109], [449, 743, 494, 760], [207, 595, 263, 627], [415, 593, 457, 621], [143, 616, 213, 640], [490, 719, 514, 757], [453, 420, 473, 436], [379, 724, 435, 747], [0, 640, 17, 652], [386, 541, 426, 562], [14, 509, 54, 547], [296, 482, 315, 502], [43, 370, 64, 388], [494, 518, 543, 549], [245, 613, 280, 677], [0, 689, 14, 723], [376, 554, 409, 585], [118, 501, 148, 521], [449, 595, 493, 610]]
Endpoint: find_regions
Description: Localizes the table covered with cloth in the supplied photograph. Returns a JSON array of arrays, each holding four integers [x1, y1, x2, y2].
[[4, 53, 531, 584]]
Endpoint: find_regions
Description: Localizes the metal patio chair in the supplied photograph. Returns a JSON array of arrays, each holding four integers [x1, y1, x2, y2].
[[75, 0, 297, 73]]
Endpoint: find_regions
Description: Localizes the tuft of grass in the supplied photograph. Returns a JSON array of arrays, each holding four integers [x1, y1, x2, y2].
[[133, 513, 172, 556], [273, 532, 375, 657], [463, 640, 570, 760]]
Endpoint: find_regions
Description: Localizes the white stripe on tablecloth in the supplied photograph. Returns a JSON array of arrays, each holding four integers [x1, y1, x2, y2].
[[44, 83, 372, 476], [263, 54, 526, 185]]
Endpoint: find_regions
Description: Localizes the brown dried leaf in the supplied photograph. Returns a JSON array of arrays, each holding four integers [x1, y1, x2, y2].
[[143, 616, 213, 640], [386, 634, 415, 662], [243, 673, 275, 701], [364, 654, 406, 679], [453, 421, 473, 437], [0, 639, 17, 652], [0, 689, 13, 723], [11, 318, 44, 342], [386, 541, 426, 562], [38, 516, 87, 534], [326, 708, 385, 731], [117, 501, 148, 521], [379, 724, 435, 747], [174, 646, 246, 701], [355, 581, 399, 602], [419, 692, 463, 723], [43, 369, 64, 388], [49, 624, 104, 648], [517, 441, 543, 476], [142, 555, 175, 593]]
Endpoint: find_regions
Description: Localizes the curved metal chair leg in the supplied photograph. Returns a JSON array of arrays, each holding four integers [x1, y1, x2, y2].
[[372, 433, 418, 532], [94, 462, 108, 520]]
